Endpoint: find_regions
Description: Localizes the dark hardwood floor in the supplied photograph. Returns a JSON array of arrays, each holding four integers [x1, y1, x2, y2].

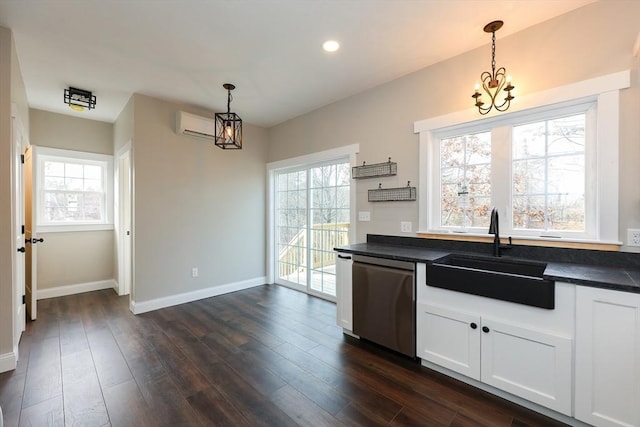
[[0, 285, 567, 426]]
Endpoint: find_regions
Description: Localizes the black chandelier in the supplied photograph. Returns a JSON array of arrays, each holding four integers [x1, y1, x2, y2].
[[214, 83, 242, 149], [472, 20, 515, 115], [64, 87, 96, 111]]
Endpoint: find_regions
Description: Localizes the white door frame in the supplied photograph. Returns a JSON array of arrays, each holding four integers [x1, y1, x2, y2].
[[24, 145, 36, 320], [115, 142, 133, 297], [11, 103, 27, 356]]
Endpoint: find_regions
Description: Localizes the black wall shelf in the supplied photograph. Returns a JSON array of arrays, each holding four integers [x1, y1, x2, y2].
[[352, 158, 397, 179]]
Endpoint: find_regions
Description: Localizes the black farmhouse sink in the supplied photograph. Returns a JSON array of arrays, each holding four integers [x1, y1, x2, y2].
[[427, 254, 555, 309]]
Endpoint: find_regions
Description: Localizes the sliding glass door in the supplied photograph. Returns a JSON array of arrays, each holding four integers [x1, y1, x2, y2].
[[275, 160, 350, 299]]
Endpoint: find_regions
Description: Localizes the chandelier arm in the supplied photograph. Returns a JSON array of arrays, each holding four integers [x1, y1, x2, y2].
[[494, 98, 512, 111], [477, 104, 492, 115]]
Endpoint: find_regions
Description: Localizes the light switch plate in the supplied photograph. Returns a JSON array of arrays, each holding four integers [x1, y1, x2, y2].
[[358, 211, 371, 221]]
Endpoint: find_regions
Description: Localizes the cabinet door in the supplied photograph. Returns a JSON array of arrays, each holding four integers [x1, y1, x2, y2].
[[480, 317, 572, 416], [335, 254, 353, 331], [575, 287, 640, 427], [416, 302, 481, 380]]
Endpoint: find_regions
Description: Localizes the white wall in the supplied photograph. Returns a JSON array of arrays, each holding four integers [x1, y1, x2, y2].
[[30, 108, 113, 154], [267, 1, 640, 249], [130, 94, 268, 304]]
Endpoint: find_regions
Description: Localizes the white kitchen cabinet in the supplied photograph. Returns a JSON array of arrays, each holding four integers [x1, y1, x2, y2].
[[417, 300, 572, 415], [575, 286, 640, 427], [480, 316, 572, 415], [417, 302, 480, 380], [335, 253, 353, 331]]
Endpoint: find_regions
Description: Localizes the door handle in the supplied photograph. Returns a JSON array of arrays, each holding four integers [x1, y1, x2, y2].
[[17, 247, 25, 253], [31, 238, 44, 244], [337, 254, 352, 260]]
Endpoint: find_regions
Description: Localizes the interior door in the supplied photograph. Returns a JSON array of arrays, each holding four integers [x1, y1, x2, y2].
[[12, 111, 26, 342], [118, 149, 132, 295], [24, 146, 36, 320]]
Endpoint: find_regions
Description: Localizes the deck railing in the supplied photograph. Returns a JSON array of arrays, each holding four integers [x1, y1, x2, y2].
[[278, 223, 350, 277]]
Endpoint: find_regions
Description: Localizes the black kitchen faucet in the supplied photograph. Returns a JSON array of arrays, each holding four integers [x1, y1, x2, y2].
[[489, 207, 511, 257]]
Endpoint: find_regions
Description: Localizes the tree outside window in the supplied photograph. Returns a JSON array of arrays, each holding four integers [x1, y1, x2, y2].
[[512, 114, 586, 232], [440, 131, 491, 229]]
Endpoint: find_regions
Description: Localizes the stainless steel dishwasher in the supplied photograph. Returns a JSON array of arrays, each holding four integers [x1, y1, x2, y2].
[[352, 255, 416, 357]]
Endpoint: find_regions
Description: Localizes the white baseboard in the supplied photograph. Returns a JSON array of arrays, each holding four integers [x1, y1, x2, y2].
[[37, 279, 116, 300], [130, 276, 266, 315], [112, 280, 128, 296], [0, 350, 17, 373]]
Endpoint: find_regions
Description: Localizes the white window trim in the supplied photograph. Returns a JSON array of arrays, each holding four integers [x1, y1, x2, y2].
[[415, 70, 630, 245], [34, 146, 114, 233], [266, 144, 359, 285]]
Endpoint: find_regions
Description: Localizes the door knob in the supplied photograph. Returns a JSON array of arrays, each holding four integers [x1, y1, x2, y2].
[[17, 247, 25, 253], [470, 322, 477, 329], [482, 326, 490, 333]]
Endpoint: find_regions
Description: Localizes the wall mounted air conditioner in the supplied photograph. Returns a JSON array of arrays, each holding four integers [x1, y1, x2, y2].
[[176, 111, 215, 140]]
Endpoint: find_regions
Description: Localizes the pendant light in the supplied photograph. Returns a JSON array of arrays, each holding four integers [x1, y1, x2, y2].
[[214, 83, 242, 149], [472, 21, 515, 115]]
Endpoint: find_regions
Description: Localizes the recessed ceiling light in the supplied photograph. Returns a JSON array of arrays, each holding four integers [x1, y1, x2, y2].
[[322, 40, 340, 53]]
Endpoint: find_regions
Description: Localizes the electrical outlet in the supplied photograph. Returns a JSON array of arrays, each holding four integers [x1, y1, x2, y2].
[[191, 267, 199, 278], [400, 221, 412, 233], [358, 211, 371, 222], [628, 229, 640, 247]]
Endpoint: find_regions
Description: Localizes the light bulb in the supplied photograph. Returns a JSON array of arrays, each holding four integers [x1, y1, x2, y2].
[[225, 123, 233, 139], [474, 83, 480, 93], [322, 40, 340, 52]]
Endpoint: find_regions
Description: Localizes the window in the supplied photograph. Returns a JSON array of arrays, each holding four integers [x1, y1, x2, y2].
[[512, 114, 586, 233], [440, 131, 491, 229], [428, 102, 597, 240], [417, 71, 629, 245], [35, 147, 113, 231]]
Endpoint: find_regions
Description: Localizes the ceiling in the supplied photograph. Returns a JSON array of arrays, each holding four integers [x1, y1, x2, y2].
[[0, 0, 595, 127]]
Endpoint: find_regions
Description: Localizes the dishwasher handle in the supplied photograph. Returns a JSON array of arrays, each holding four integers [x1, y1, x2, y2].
[[337, 254, 352, 260], [352, 254, 414, 271]]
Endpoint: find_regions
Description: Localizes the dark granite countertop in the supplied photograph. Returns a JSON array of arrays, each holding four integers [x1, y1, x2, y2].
[[335, 242, 450, 263], [336, 241, 640, 294], [543, 262, 640, 293]]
